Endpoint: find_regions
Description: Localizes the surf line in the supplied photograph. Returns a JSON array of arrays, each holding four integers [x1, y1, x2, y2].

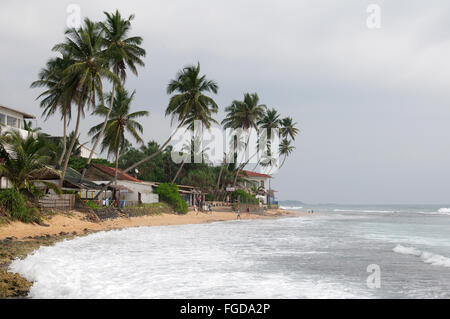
[[180, 303, 215, 317]]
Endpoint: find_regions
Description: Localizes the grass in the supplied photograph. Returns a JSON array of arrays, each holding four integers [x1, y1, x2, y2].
[[124, 202, 173, 217]]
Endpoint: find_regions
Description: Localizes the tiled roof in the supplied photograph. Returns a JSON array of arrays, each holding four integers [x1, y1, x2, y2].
[[239, 170, 272, 179], [91, 164, 142, 182]]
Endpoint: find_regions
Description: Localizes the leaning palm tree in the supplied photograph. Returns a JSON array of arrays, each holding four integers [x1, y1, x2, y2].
[[81, 10, 146, 178], [31, 54, 75, 167], [88, 86, 148, 186], [93, 63, 219, 197], [222, 93, 266, 187], [52, 18, 119, 189], [278, 138, 295, 169]]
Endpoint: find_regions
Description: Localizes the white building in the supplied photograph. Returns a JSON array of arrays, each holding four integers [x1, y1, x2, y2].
[[0, 104, 36, 138], [238, 170, 274, 204], [83, 163, 159, 205]]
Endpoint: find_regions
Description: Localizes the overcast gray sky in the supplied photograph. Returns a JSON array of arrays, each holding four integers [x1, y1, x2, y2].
[[1, 0, 450, 204]]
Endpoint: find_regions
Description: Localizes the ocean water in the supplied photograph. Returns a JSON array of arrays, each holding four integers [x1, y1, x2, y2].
[[9, 204, 450, 299]]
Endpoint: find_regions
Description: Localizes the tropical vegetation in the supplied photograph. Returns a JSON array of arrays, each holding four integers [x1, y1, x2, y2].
[[0, 9, 300, 223]]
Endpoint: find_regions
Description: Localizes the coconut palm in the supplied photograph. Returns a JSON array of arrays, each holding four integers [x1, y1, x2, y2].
[[222, 93, 266, 131], [31, 54, 75, 167], [95, 63, 219, 195], [88, 86, 148, 186], [256, 108, 281, 169], [81, 10, 146, 177], [222, 93, 266, 187], [166, 63, 219, 129], [278, 138, 295, 169], [280, 117, 299, 140], [51, 18, 119, 189]]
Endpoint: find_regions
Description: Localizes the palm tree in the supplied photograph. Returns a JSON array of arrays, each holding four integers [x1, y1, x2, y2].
[[0, 131, 55, 195], [94, 63, 219, 196], [222, 93, 266, 131], [88, 86, 148, 186], [166, 63, 218, 129], [280, 117, 299, 140], [256, 108, 281, 169], [31, 54, 75, 167], [222, 93, 266, 187], [81, 10, 146, 178], [52, 18, 119, 189], [278, 138, 295, 169]]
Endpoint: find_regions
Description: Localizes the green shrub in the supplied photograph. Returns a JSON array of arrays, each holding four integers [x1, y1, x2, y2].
[[231, 189, 259, 204], [154, 183, 188, 214], [84, 201, 101, 210], [0, 188, 40, 223]]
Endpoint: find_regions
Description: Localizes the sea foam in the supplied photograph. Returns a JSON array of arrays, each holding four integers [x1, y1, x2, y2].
[[393, 245, 450, 268]]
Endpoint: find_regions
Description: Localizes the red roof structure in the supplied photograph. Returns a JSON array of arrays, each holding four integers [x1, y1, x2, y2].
[[90, 164, 142, 182], [239, 170, 271, 179]]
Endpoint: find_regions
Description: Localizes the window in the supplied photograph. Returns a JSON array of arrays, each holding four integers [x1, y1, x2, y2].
[[260, 180, 265, 188], [0, 113, 5, 125], [7, 116, 17, 127]]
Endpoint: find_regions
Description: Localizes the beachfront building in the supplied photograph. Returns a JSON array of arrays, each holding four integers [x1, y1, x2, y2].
[[0, 104, 36, 189], [0, 104, 35, 138], [83, 163, 159, 205], [238, 170, 274, 204]]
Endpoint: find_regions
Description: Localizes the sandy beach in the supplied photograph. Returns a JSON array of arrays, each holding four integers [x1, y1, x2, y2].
[[0, 208, 304, 298], [0, 208, 303, 240]]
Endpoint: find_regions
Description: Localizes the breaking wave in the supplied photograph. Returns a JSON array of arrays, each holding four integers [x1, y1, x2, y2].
[[393, 245, 450, 268], [280, 206, 303, 210], [333, 209, 395, 213]]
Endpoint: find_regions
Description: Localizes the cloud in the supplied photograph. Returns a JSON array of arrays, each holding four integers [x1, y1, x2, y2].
[[1, 0, 450, 203]]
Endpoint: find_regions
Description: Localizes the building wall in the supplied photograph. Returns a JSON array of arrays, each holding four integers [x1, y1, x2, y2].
[[92, 181, 159, 204], [0, 106, 24, 128], [245, 176, 268, 190]]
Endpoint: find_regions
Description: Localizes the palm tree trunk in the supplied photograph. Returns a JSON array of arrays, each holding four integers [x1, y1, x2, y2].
[[60, 104, 82, 190], [232, 134, 251, 187], [279, 155, 287, 169], [57, 112, 67, 167], [216, 163, 225, 190], [94, 119, 186, 199], [171, 161, 185, 184], [80, 82, 115, 180], [114, 146, 119, 187]]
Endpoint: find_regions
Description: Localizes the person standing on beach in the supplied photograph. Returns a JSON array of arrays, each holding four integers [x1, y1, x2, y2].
[[237, 209, 241, 220]]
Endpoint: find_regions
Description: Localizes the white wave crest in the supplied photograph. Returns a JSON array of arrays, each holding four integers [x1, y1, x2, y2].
[[333, 209, 395, 213], [393, 245, 450, 268], [280, 206, 303, 210]]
